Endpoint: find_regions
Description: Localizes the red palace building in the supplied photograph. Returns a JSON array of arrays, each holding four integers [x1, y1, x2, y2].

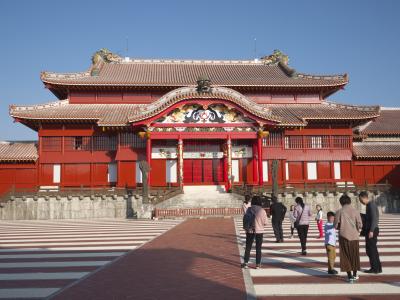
[[1, 49, 399, 196]]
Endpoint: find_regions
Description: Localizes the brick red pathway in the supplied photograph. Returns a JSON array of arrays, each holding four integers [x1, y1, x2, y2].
[[51, 218, 246, 300]]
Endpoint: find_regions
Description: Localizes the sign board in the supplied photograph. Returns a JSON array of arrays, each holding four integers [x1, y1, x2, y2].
[[183, 152, 224, 159], [152, 147, 177, 159]]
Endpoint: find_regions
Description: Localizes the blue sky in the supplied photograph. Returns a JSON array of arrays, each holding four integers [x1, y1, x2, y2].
[[1, 0, 399, 141]]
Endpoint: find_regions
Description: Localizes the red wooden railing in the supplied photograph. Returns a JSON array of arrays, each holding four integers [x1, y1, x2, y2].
[[263, 135, 351, 150], [154, 207, 242, 218]]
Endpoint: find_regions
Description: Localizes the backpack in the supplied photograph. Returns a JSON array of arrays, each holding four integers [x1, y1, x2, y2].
[[243, 208, 256, 232]]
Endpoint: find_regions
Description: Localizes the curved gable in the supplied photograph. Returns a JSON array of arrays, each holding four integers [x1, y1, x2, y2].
[[128, 86, 281, 125]]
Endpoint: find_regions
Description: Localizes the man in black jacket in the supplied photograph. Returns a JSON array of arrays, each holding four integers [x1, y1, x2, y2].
[[359, 191, 382, 274], [270, 196, 287, 243]]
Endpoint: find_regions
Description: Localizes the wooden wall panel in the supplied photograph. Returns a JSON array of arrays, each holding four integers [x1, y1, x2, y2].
[[63, 164, 91, 186], [288, 162, 303, 181], [239, 158, 247, 183], [317, 162, 331, 180], [93, 164, 108, 185], [183, 159, 193, 184], [389, 165, 400, 187], [97, 92, 123, 103], [203, 160, 213, 183], [119, 161, 136, 188], [341, 161, 352, 179], [192, 160, 202, 183], [0, 164, 37, 196], [213, 159, 224, 183], [151, 159, 166, 186], [69, 91, 96, 103], [40, 164, 54, 185]]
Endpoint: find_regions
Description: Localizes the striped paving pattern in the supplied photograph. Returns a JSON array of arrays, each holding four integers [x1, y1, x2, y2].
[[0, 218, 182, 299], [235, 214, 400, 299]]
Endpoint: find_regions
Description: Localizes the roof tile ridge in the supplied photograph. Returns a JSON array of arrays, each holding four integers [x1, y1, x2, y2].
[[296, 72, 348, 82], [41, 69, 91, 81], [381, 107, 400, 110], [10, 99, 69, 113], [119, 58, 264, 65], [323, 100, 380, 112], [354, 141, 400, 145]]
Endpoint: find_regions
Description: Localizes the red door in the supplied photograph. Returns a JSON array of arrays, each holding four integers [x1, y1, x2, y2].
[[183, 159, 224, 184], [192, 160, 203, 183], [184, 159, 193, 184], [150, 159, 166, 186], [203, 160, 213, 183], [213, 159, 224, 183]]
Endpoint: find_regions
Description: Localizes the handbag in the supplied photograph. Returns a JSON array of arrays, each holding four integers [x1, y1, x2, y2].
[[294, 207, 304, 229]]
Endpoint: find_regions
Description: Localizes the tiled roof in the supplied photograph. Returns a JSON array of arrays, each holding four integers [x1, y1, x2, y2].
[[263, 102, 380, 126], [0, 142, 38, 162], [10, 97, 380, 128], [360, 109, 400, 135], [353, 142, 400, 159], [10, 100, 145, 126], [41, 59, 348, 89]]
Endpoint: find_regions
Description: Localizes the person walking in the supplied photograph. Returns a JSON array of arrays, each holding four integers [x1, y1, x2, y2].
[[270, 196, 287, 243], [242, 195, 267, 269], [359, 191, 382, 274], [293, 197, 312, 255], [316, 205, 324, 238], [334, 194, 363, 283], [288, 205, 296, 239], [242, 194, 251, 214]]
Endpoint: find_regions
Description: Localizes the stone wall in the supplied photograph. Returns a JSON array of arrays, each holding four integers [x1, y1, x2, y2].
[[272, 190, 400, 214], [0, 194, 154, 220], [0, 190, 398, 220]]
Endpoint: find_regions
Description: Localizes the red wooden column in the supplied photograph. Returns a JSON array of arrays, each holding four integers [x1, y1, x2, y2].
[[116, 132, 121, 188], [252, 141, 258, 184], [227, 136, 232, 191], [146, 136, 152, 186], [258, 136, 263, 185], [177, 138, 183, 188], [38, 135, 42, 186]]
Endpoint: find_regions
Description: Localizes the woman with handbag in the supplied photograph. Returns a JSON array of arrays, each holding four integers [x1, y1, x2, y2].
[[334, 194, 363, 283], [293, 197, 312, 255]]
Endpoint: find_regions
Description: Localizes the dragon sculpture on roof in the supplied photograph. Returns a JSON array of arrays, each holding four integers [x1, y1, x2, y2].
[[260, 49, 289, 65], [92, 48, 122, 65]]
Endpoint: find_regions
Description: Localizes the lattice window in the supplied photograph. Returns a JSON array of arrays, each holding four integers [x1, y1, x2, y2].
[[305, 136, 330, 149], [64, 136, 91, 151], [92, 135, 117, 151], [119, 132, 146, 148], [262, 132, 282, 147], [332, 136, 350, 148], [284, 136, 303, 149], [42, 137, 62, 152]]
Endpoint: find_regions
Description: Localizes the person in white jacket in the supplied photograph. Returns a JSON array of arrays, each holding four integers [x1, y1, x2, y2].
[[288, 205, 296, 239]]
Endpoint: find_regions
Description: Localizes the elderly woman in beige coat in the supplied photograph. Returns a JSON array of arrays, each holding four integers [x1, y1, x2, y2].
[[334, 194, 363, 283]]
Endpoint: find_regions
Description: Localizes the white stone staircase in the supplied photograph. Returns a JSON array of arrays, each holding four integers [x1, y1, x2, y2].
[[154, 185, 243, 209]]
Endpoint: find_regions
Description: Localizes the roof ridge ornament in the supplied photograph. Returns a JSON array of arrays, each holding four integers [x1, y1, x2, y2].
[[91, 48, 122, 76], [260, 49, 297, 77], [196, 75, 212, 93], [260, 49, 289, 65], [92, 48, 122, 64]]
